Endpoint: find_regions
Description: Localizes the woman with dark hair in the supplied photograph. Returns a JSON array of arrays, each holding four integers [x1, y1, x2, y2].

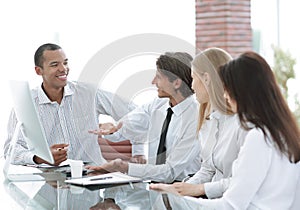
[[198, 51, 300, 209]]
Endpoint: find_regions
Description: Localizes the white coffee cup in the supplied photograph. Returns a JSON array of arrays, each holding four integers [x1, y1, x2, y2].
[[69, 159, 84, 178]]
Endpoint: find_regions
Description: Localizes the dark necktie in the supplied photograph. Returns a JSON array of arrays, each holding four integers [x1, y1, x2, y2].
[[156, 107, 173, 165]]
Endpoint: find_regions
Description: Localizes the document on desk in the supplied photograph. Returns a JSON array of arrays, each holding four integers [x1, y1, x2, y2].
[[65, 172, 143, 186]]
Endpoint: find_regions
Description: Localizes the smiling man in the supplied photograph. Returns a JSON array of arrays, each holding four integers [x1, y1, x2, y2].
[[88, 52, 201, 183], [4, 43, 135, 166]]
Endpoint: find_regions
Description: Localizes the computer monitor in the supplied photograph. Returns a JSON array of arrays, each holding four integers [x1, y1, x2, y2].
[[7, 80, 54, 165]]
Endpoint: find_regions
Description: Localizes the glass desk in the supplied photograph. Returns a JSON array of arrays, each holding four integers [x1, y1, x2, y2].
[[1, 158, 214, 210]]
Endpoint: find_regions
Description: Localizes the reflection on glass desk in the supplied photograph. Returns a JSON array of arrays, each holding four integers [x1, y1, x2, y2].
[[2, 162, 214, 209]]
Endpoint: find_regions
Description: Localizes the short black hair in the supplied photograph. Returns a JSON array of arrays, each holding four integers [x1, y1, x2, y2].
[[34, 43, 62, 67], [156, 52, 194, 97]]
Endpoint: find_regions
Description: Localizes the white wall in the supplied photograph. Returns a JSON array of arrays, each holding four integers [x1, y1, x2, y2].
[[0, 0, 195, 151], [1, 0, 299, 152]]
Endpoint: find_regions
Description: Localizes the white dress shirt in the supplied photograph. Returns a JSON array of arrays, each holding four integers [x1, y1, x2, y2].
[[4, 81, 135, 165], [104, 95, 201, 183], [195, 128, 300, 210], [187, 111, 248, 198]]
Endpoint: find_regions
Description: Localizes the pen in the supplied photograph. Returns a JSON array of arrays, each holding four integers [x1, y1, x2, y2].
[[89, 176, 113, 181]]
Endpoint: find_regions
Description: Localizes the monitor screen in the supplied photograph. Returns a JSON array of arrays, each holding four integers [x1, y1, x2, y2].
[[9, 80, 54, 164]]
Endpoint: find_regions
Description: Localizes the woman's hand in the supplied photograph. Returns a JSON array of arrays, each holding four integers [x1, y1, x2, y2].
[[172, 182, 205, 197], [149, 183, 181, 196], [150, 182, 205, 197]]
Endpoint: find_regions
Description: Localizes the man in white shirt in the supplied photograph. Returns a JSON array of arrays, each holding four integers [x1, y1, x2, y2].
[[87, 52, 201, 183], [4, 43, 135, 166]]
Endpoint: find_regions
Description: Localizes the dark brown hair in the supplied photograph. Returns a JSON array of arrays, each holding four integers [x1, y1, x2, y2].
[[156, 52, 194, 98], [219, 51, 300, 163]]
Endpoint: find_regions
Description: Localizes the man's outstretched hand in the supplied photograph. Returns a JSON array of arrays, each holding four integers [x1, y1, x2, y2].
[[89, 122, 123, 135]]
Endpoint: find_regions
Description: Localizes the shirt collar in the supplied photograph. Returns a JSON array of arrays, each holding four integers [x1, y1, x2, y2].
[[168, 95, 195, 116], [209, 110, 234, 122], [37, 82, 74, 105]]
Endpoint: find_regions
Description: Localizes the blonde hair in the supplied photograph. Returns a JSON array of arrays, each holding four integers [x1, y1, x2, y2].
[[192, 47, 233, 131]]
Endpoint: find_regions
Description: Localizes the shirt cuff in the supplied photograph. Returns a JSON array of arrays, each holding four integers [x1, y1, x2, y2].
[[186, 176, 199, 184], [204, 181, 223, 199], [128, 163, 145, 178], [27, 153, 36, 165], [131, 144, 145, 156]]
